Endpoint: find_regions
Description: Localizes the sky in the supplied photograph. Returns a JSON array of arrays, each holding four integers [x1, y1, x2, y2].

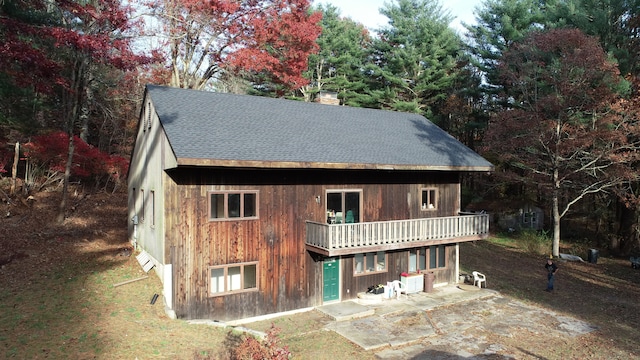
[[313, 0, 484, 33]]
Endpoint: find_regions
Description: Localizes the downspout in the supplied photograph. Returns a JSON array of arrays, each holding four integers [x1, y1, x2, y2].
[[131, 215, 138, 249]]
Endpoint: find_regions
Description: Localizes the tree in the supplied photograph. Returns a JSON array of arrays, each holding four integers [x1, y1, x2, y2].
[[368, 0, 462, 117], [0, 1, 66, 93], [464, 0, 544, 95], [1, 0, 150, 222], [438, 67, 487, 150], [1, 0, 149, 143], [483, 28, 640, 256], [25, 131, 128, 191], [301, 4, 372, 105], [542, 0, 640, 76], [144, 0, 321, 92], [610, 76, 640, 255], [0, 1, 67, 134], [49, 1, 148, 222], [538, 0, 640, 254], [466, 0, 640, 253]]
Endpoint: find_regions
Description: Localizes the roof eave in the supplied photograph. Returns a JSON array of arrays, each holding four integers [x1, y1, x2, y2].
[[175, 157, 494, 172]]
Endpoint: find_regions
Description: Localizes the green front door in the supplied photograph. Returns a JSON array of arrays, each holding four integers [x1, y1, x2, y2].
[[323, 258, 339, 302]]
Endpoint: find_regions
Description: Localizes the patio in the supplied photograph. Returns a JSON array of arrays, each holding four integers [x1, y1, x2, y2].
[[316, 285, 596, 355]]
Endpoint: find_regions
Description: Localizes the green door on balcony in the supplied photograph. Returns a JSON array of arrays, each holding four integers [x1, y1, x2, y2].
[[323, 257, 339, 302]]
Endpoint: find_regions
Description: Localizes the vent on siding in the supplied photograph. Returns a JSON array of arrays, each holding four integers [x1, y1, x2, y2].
[[147, 102, 152, 130], [136, 250, 155, 273]]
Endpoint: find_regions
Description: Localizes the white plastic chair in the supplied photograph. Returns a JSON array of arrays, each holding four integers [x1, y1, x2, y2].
[[391, 280, 408, 299], [472, 271, 486, 288]]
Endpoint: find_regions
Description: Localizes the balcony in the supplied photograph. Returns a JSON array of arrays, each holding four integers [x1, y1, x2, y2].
[[305, 214, 489, 256]]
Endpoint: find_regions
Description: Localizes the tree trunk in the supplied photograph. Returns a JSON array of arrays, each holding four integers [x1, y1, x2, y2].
[[552, 168, 560, 257], [617, 202, 639, 256], [58, 52, 88, 223], [57, 134, 74, 224], [79, 75, 94, 143], [10, 142, 19, 195]]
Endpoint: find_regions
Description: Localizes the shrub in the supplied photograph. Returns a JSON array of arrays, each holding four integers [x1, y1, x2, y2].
[[23, 131, 128, 190], [518, 229, 551, 256]]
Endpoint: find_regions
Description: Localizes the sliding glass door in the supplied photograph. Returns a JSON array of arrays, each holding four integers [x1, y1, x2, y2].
[[326, 190, 361, 224]]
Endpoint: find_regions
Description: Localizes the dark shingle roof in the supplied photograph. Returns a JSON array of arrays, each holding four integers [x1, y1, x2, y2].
[[145, 85, 493, 171]]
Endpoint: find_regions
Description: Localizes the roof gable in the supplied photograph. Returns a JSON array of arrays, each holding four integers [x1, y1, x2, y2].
[[145, 85, 493, 172]]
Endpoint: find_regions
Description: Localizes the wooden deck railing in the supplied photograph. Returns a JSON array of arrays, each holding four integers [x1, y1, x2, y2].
[[305, 214, 489, 256]]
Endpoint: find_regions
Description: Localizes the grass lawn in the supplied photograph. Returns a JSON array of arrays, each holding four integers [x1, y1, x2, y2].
[[1, 192, 639, 359]]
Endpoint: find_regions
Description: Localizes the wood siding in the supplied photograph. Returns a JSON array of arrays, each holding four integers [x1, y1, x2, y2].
[[163, 168, 463, 321], [127, 100, 174, 265], [340, 245, 457, 300]]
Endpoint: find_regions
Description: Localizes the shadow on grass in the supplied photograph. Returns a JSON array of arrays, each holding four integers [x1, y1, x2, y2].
[[410, 349, 519, 359], [460, 240, 640, 356], [0, 191, 136, 358]]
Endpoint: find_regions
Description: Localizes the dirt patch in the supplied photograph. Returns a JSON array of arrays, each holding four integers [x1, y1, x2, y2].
[[395, 311, 428, 327]]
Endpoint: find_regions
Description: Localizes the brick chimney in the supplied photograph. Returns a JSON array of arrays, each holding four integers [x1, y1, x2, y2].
[[315, 91, 340, 105]]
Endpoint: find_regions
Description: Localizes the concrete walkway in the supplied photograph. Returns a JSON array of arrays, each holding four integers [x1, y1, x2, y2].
[[313, 284, 596, 359], [317, 284, 496, 351]]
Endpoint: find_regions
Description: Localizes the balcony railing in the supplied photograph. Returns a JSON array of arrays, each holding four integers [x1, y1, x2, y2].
[[305, 214, 489, 256]]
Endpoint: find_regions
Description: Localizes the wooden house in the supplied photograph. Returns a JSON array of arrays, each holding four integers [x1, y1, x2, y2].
[[127, 85, 494, 322], [466, 200, 545, 232]]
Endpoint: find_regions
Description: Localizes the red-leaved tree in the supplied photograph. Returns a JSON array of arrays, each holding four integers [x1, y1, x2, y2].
[[483, 29, 640, 256], [0, 1, 150, 95], [1, 0, 153, 222], [25, 131, 128, 191], [143, 0, 322, 92]]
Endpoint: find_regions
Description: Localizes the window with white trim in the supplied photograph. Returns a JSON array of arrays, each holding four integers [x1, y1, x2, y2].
[[209, 262, 258, 296], [354, 251, 387, 275], [421, 188, 437, 210], [208, 191, 258, 220]]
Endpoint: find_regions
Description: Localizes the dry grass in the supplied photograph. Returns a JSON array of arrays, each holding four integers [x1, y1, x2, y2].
[[460, 239, 640, 358], [1, 191, 639, 359], [0, 191, 366, 359]]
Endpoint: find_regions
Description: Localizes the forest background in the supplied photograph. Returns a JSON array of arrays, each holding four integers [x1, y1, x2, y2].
[[1, 0, 639, 257]]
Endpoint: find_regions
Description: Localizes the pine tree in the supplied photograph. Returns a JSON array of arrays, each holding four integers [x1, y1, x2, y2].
[[367, 0, 462, 118]]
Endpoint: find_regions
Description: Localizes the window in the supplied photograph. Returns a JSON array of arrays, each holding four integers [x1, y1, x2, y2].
[[209, 262, 258, 296], [429, 245, 446, 269], [150, 190, 155, 227], [326, 190, 361, 224], [354, 251, 387, 275], [523, 212, 537, 224], [209, 191, 258, 220], [421, 188, 437, 210], [140, 189, 145, 223], [409, 246, 446, 272]]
